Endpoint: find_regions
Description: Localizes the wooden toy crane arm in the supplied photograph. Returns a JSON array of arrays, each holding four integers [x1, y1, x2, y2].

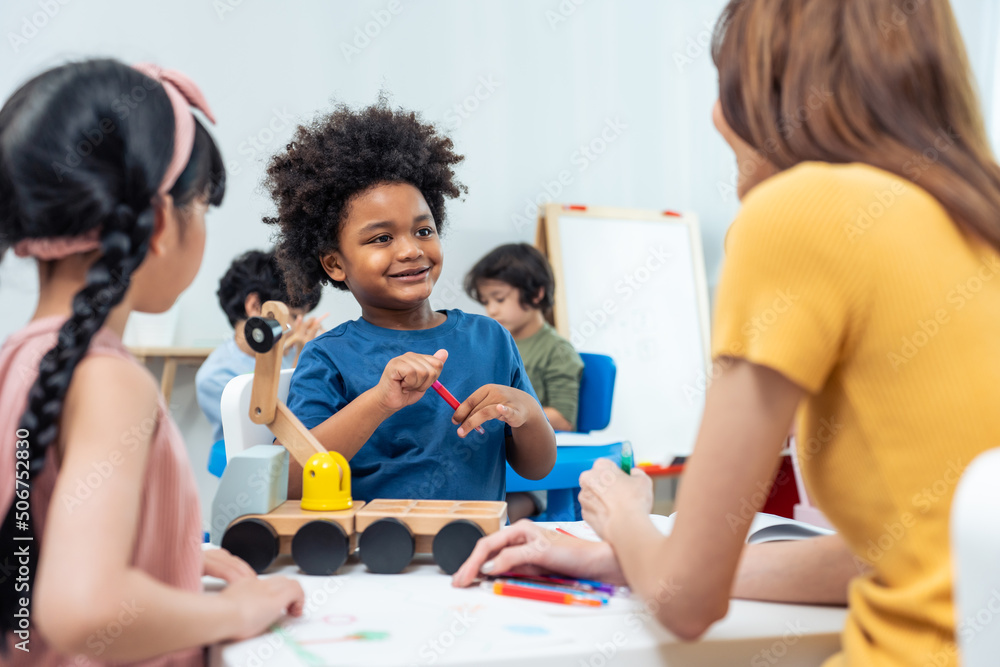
[[245, 300, 326, 469]]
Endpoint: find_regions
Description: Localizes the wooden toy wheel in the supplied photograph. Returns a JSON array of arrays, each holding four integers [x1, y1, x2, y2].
[[292, 520, 350, 575], [358, 517, 415, 574], [221, 518, 279, 574], [433, 520, 486, 575]]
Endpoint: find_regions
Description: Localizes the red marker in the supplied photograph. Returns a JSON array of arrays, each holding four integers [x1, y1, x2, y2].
[[491, 580, 604, 607], [662, 210, 682, 217], [431, 380, 486, 435], [563, 204, 588, 211]]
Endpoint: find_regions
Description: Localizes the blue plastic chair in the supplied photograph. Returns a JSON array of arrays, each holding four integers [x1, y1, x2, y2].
[[507, 353, 620, 521], [576, 353, 616, 434], [208, 438, 227, 478]]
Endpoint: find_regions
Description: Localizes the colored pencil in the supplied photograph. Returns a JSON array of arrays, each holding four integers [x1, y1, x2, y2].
[[493, 578, 609, 602], [490, 581, 605, 607], [495, 571, 616, 596], [431, 380, 485, 435], [620, 440, 633, 474]]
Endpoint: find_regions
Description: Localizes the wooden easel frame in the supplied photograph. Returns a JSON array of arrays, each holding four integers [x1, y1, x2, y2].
[[535, 203, 712, 374]]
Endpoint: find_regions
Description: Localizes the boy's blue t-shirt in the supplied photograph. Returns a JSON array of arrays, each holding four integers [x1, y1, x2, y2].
[[286, 309, 539, 502]]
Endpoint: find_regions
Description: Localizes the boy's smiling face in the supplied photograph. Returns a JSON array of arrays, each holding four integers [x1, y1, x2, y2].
[[321, 182, 443, 316]]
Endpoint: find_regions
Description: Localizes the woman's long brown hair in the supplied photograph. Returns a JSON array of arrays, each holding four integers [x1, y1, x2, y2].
[[712, 0, 1000, 252]]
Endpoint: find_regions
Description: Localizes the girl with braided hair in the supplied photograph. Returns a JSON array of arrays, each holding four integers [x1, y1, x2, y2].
[[0, 60, 303, 665]]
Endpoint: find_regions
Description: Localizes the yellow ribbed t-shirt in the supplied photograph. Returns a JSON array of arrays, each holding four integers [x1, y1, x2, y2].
[[712, 162, 1000, 666]]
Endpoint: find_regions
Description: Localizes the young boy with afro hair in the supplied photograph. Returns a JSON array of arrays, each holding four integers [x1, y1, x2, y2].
[[265, 98, 556, 502]]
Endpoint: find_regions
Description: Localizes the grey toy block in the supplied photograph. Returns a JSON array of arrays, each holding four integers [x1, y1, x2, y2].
[[210, 444, 289, 545]]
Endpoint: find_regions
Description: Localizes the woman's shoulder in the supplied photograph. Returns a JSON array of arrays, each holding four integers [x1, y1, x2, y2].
[[744, 161, 922, 214], [731, 162, 889, 250], [736, 160, 946, 255]]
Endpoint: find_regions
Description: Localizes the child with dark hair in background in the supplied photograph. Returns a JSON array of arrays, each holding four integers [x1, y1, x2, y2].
[[265, 98, 556, 503], [196, 249, 324, 444], [466, 243, 583, 520], [0, 59, 302, 665]]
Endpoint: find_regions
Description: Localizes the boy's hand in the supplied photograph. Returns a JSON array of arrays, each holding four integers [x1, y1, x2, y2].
[[452, 385, 539, 437], [283, 312, 328, 353], [375, 349, 449, 412], [296, 313, 326, 341]]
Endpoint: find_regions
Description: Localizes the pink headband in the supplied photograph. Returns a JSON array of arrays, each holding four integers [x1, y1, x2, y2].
[[12, 63, 216, 261], [132, 62, 217, 195]]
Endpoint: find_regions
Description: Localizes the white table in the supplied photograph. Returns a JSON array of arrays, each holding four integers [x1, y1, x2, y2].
[[208, 550, 846, 667]]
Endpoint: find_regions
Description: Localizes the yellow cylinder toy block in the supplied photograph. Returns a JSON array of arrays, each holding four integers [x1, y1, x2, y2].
[[301, 451, 353, 511]]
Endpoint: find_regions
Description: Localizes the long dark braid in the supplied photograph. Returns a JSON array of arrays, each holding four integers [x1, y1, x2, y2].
[[20, 211, 155, 461], [0, 59, 225, 645]]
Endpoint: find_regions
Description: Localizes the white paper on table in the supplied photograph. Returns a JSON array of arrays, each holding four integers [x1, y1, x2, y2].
[[222, 574, 582, 666]]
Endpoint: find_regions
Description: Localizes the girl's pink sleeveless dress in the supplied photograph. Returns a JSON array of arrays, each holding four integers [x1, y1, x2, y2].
[[1, 317, 204, 667]]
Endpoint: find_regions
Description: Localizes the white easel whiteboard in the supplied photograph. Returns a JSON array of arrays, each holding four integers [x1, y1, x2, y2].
[[538, 204, 711, 461]]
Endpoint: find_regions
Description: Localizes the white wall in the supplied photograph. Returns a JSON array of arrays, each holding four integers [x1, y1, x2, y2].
[[1, 0, 744, 343], [2, 0, 997, 525]]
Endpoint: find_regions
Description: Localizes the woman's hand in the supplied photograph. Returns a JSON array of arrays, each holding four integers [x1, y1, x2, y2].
[[203, 548, 257, 583], [579, 458, 654, 541], [452, 385, 539, 437], [375, 349, 448, 412], [451, 520, 625, 588]]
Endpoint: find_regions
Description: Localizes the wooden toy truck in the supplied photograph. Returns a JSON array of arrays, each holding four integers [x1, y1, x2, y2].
[[210, 301, 507, 576]]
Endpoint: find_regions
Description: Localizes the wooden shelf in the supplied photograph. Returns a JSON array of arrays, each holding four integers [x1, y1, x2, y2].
[[127, 346, 216, 405]]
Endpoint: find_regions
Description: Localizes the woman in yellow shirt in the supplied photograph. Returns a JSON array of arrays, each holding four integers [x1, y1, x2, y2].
[[453, 1, 1000, 664]]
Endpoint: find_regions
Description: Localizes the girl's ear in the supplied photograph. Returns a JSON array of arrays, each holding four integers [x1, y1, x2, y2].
[[320, 251, 347, 283], [244, 292, 262, 318], [533, 287, 546, 305], [148, 195, 177, 257]]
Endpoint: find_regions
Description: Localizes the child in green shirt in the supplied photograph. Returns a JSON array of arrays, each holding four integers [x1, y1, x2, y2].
[[466, 243, 584, 520]]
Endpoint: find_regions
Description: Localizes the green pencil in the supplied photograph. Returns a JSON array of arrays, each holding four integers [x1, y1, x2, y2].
[[620, 440, 633, 474]]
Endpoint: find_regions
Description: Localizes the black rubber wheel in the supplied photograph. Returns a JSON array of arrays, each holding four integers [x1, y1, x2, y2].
[[358, 518, 415, 574], [292, 520, 350, 575], [221, 518, 280, 574], [244, 317, 283, 353], [433, 520, 486, 575]]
